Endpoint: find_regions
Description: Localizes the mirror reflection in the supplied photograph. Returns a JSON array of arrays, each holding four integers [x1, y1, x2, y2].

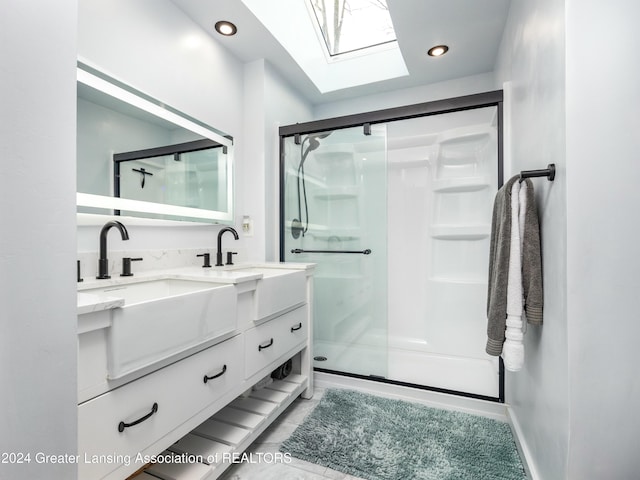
[[114, 139, 228, 217], [76, 64, 234, 224]]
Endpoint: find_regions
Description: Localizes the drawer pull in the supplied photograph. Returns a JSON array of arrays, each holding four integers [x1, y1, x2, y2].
[[258, 338, 274, 351], [203, 364, 227, 384], [291, 322, 302, 332], [118, 402, 158, 433]]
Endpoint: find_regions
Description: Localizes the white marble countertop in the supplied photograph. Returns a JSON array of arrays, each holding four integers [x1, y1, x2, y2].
[[77, 291, 124, 316], [77, 262, 315, 316]]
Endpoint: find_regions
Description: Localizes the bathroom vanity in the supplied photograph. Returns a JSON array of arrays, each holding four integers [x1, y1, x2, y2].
[[76, 263, 314, 480]]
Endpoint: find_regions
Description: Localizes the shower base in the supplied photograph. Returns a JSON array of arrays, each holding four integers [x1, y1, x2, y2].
[[313, 338, 499, 399]]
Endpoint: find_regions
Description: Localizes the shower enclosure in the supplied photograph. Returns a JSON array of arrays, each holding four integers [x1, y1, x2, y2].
[[280, 92, 504, 401]]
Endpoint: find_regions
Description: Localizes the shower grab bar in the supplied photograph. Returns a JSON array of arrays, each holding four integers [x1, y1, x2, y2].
[[291, 248, 371, 255]]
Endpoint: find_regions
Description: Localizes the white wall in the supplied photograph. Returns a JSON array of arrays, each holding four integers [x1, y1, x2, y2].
[[0, 1, 78, 478], [242, 59, 314, 261], [241, 60, 267, 261], [315, 72, 495, 119], [263, 62, 315, 259], [565, 1, 640, 477], [494, 1, 569, 478], [497, 1, 640, 478], [78, 0, 243, 138], [77, 0, 246, 255]]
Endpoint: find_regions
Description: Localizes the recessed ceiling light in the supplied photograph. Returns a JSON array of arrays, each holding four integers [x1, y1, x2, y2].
[[428, 45, 449, 57], [215, 21, 237, 36]]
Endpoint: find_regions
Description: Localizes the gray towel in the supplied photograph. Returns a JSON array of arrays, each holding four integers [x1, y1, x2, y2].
[[486, 175, 543, 356]]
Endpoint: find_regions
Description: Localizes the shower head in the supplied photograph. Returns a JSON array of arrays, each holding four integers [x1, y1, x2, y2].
[[308, 137, 320, 152], [309, 132, 330, 147], [301, 132, 331, 165]]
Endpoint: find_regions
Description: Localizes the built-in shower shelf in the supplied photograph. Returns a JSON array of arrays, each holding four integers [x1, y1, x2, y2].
[[313, 144, 355, 159], [284, 221, 329, 235], [283, 167, 327, 188], [437, 126, 493, 146], [388, 158, 431, 169], [432, 176, 491, 193], [315, 236, 362, 243], [314, 186, 359, 200], [430, 224, 490, 240], [312, 227, 362, 241], [387, 132, 439, 151]]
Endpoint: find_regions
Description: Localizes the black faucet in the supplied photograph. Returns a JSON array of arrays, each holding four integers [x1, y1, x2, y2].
[[97, 221, 129, 279], [216, 227, 239, 266]]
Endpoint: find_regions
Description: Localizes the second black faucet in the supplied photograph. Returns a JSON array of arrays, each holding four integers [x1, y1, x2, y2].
[[216, 227, 239, 266], [97, 220, 129, 279]]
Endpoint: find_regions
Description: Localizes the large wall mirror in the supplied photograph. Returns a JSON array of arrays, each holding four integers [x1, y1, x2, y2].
[[77, 62, 234, 224]]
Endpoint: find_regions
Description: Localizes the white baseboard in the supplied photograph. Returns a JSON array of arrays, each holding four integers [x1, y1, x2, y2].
[[507, 407, 539, 480]]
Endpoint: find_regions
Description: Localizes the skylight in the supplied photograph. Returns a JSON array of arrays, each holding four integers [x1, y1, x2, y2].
[[240, 0, 408, 93], [308, 0, 396, 57]]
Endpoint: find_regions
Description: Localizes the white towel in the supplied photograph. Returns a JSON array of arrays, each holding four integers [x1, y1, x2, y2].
[[502, 180, 526, 371]]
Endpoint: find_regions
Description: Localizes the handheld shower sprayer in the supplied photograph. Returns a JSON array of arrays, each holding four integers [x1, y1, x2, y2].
[[292, 131, 331, 239]]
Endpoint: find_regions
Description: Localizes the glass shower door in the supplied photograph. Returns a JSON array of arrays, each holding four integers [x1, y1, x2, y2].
[[282, 125, 388, 378]]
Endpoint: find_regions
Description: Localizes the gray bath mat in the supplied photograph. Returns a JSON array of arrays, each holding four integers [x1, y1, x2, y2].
[[280, 388, 526, 480]]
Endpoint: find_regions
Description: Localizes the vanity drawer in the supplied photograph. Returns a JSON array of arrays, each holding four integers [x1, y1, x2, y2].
[[78, 334, 243, 480], [245, 305, 308, 379]]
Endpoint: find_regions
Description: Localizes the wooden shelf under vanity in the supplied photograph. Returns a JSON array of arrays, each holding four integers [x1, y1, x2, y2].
[[136, 375, 308, 480]]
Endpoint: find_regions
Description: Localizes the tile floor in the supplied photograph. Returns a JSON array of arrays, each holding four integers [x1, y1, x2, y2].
[[218, 385, 365, 480]]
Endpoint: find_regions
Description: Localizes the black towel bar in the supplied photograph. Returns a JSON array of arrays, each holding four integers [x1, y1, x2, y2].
[[291, 248, 372, 255], [519, 164, 555, 182]]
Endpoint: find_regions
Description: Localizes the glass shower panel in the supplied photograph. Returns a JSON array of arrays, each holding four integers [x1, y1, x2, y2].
[[283, 125, 388, 378]]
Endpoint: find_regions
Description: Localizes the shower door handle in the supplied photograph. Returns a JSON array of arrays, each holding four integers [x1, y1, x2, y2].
[[290, 249, 371, 255]]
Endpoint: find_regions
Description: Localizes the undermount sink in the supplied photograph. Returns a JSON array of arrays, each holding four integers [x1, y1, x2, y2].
[[82, 278, 237, 379], [224, 265, 307, 321]]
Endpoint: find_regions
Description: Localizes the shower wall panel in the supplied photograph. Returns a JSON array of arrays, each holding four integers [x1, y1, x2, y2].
[[386, 108, 499, 398]]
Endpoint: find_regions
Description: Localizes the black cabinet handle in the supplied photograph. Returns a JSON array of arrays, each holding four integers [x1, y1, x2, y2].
[[258, 338, 274, 351], [291, 323, 302, 332], [203, 364, 227, 384], [118, 403, 158, 432]]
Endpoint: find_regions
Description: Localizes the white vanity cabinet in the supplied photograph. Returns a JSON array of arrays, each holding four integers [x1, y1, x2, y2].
[[77, 263, 314, 480], [78, 335, 244, 480], [245, 305, 308, 379]]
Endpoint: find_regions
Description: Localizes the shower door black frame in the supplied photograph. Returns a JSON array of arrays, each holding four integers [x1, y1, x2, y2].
[[279, 90, 505, 403]]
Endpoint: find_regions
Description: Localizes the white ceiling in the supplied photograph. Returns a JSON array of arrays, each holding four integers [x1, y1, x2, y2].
[[170, 0, 512, 105]]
